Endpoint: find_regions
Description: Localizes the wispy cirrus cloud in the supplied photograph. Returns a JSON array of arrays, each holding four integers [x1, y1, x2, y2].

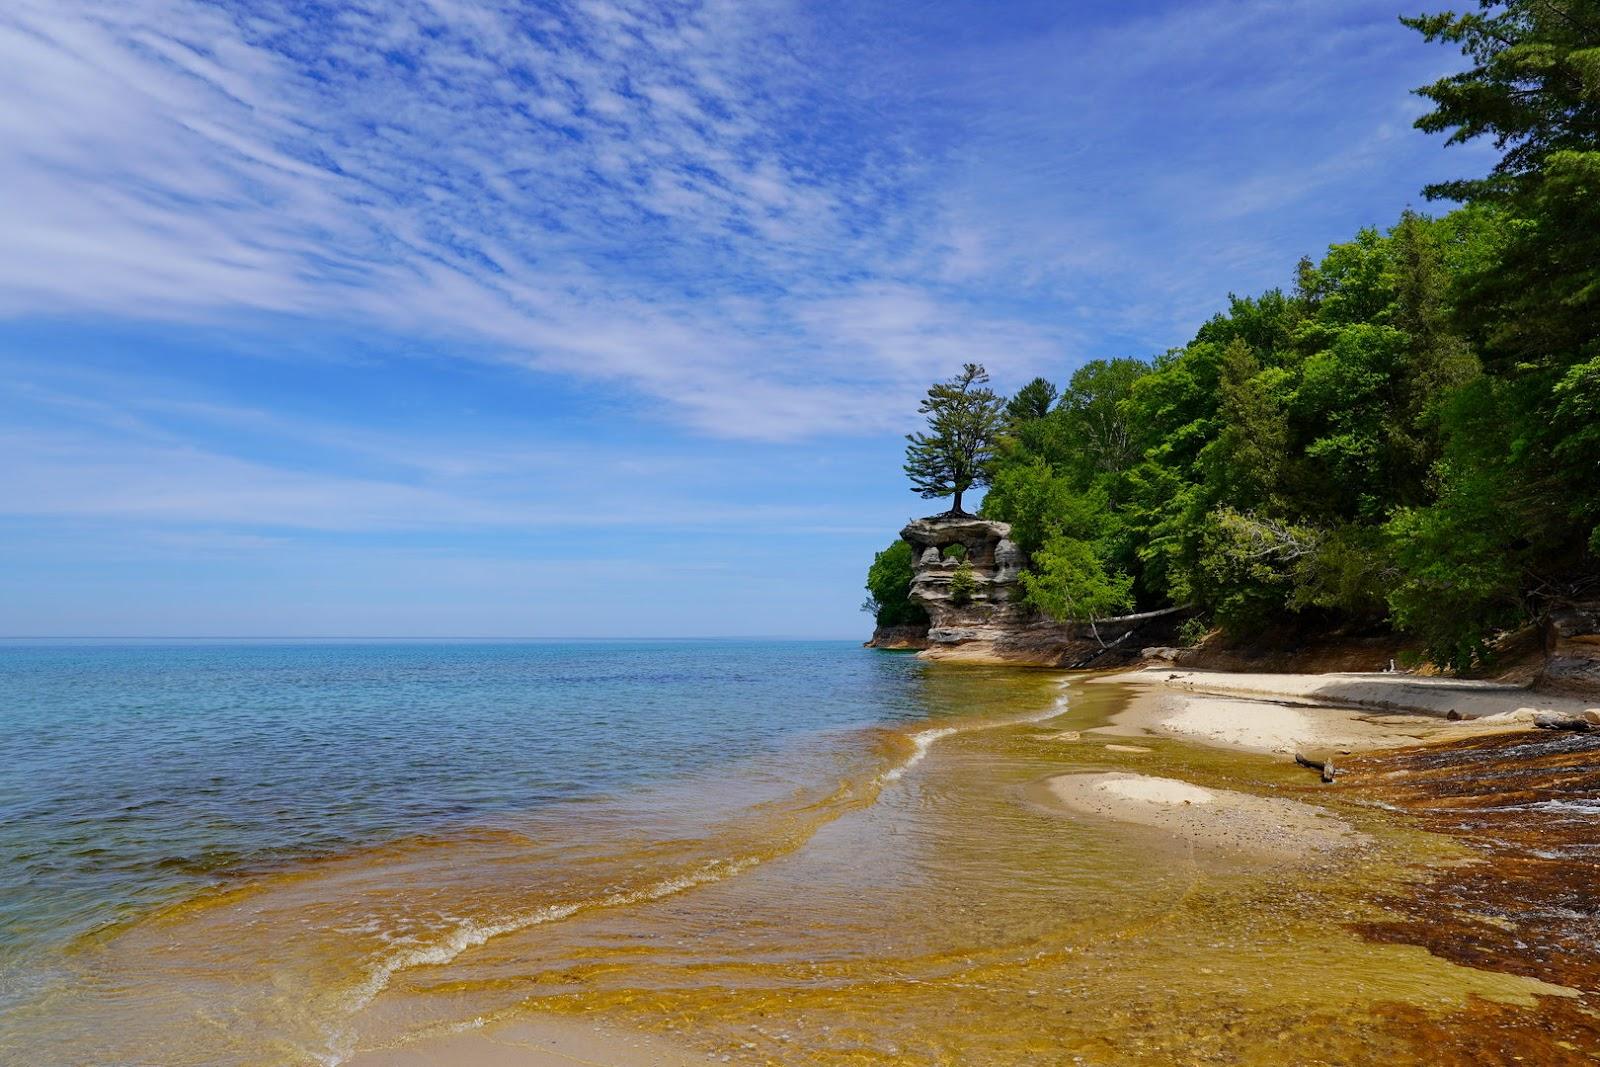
[[1, 0, 1068, 439], [2, 0, 1483, 442], [0, 0, 1497, 635]]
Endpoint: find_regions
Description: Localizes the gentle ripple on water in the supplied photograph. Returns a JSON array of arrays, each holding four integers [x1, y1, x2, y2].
[[0, 639, 933, 969], [3, 643, 1598, 1066]]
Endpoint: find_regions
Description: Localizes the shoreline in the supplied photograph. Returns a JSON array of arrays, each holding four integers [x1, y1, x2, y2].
[[355, 664, 1590, 1065], [1086, 667, 1597, 756], [1099, 666, 1599, 720], [25, 655, 1595, 1066]]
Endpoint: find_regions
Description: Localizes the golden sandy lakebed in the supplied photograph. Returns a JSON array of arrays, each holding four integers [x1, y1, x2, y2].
[[15, 668, 1600, 1066]]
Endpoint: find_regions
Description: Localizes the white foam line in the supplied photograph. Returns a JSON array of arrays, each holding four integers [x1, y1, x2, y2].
[[881, 726, 957, 783], [879, 679, 1072, 786], [323, 677, 1078, 1061], [321, 855, 760, 1064]]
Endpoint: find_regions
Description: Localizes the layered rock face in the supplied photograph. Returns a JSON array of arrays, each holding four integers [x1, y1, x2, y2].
[[863, 624, 931, 650], [899, 515, 1025, 649], [893, 514, 1177, 666], [1540, 601, 1600, 697]]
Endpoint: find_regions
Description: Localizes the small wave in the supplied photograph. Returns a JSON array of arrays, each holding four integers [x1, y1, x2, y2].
[[322, 855, 760, 1064], [1457, 796, 1600, 817], [879, 679, 1072, 786], [881, 727, 958, 783]]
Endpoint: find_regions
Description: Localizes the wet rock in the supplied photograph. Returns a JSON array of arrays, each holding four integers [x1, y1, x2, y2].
[[1539, 600, 1600, 697], [864, 624, 929, 650], [1532, 710, 1594, 732]]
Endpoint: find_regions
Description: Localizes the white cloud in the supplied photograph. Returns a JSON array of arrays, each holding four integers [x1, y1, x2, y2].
[[0, 0, 1072, 439], [0, 0, 1485, 445]]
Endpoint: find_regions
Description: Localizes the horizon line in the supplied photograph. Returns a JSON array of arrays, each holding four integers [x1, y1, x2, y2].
[[0, 634, 863, 642]]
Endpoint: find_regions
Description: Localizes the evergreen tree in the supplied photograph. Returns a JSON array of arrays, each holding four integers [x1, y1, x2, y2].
[[1394, 0, 1600, 661], [1003, 377, 1059, 428], [903, 363, 1003, 516]]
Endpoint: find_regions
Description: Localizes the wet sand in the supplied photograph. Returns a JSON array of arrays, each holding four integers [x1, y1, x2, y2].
[[347, 1017, 701, 1067], [19, 667, 1599, 1066]]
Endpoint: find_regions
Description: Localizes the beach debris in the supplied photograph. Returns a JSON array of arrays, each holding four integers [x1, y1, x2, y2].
[[1294, 749, 1340, 783], [1447, 709, 1463, 721], [1104, 743, 1152, 753]]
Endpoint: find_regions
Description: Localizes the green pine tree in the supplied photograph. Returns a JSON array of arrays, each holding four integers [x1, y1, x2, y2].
[[903, 363, 1003, 516]]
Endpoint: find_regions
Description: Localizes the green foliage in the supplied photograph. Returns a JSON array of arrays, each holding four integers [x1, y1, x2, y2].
[[1017, 533, 1134, 622], [868, 4, 1600, 667], [862, 540, 928, 628], [948, 560, 977, 607], [1385, 490, 1524, 672], [1004, 377, 1059, 428], [1056, 358, 1150, 481], [904, 363, 1004, 515], [976, 203, 1559, 656], [981, 459, 1077, 553], [1288, 523, 1390, 620], [941, 543, 968, 561], [1386, 1, 1600, 660], [1177, 616, 1211, 648]]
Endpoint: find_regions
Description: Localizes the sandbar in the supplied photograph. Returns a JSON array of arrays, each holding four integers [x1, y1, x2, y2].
[[1045, 772, 1364, 856]]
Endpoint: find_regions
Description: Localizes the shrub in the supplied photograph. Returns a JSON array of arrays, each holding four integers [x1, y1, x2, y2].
[[949, 560, 977, 606], [862, 541, 929, 627], [1177, 616, 1210, 648]]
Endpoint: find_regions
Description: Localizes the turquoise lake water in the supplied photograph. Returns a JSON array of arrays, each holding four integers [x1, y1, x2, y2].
[[0, 640, 934, 986]]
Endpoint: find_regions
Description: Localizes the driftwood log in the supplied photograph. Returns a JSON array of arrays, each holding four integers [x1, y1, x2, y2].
[[1294, 749, 1343, 783]]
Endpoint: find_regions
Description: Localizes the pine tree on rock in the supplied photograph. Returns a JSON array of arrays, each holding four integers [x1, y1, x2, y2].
[[904, 363, 1003, 517]]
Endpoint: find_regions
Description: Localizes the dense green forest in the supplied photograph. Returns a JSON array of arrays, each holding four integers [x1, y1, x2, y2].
[[868, 1, 1598, 670]]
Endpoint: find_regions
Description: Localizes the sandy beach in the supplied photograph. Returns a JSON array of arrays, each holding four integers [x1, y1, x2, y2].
[[20, 656, 1596, 1067], [1088, 667, 1599, 755], [333, 666, 1599, 1066]]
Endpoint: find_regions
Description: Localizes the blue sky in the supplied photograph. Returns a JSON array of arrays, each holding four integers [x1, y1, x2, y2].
[[0, 0, 1486, 637]]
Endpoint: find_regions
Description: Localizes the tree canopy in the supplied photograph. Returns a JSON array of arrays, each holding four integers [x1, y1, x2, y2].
[[863, 540, 928, 628], [870, 3, 1598, 663], [903, 363, 1003, 516]]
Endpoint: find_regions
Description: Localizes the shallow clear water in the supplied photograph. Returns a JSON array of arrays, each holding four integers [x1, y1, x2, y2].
[[1, 641, 1591, 1066], [0, 639, 929, 969]]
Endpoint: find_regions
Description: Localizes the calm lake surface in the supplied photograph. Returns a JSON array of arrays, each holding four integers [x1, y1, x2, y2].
[[0, 640, 929, 966], [1, 640, 1592, 1066]]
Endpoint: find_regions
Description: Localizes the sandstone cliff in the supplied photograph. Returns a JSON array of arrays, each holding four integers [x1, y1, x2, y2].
[[868, 515, 1600, 687], [1539, 600, 1600, 698], [869, 514, 1182, 666]]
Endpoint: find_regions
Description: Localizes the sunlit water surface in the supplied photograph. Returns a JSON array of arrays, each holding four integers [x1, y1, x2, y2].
[[1, 640, 1593, 1065]]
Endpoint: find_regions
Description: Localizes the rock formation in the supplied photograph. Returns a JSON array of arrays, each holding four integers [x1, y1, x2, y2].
[[873, 514, 1182, 666], [1539, 600, 1600, 697]]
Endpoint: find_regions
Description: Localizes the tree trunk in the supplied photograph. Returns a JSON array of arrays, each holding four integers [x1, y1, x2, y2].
[[951, 488, 964, 514]]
